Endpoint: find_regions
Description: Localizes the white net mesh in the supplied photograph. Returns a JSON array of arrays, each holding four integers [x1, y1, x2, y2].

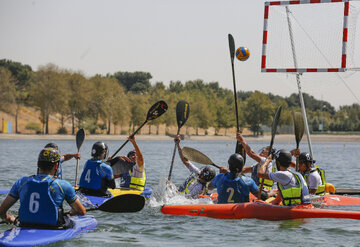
[[264, 1, 360, 70]]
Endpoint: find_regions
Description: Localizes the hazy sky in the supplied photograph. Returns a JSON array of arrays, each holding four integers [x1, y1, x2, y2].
[[0, 0, 359, 108]]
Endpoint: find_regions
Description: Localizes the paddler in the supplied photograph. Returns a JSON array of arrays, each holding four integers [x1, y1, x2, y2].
[[78, 141, 115, 196], [43, 142, 81, 179], [258, 149, 311, 206], [108, 134, 146, 191], [236, 132, 276, 195], [0, 148, 85, 227], [208, 153, 262, 203], [294, 151, 326, 195], [174, 135, 218, 198]]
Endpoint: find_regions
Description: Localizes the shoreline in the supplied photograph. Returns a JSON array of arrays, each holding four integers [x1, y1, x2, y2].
[[0, 133, 359, 142]]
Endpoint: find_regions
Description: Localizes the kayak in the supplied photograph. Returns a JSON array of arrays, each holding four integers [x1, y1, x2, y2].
[[0, 216, 97, 247], [79, 187, 151, 209], [161, 201, 360, 221], [199, 192, 360, 207]]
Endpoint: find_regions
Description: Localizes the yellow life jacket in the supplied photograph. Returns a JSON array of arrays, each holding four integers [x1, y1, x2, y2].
[[180, 175, 207, 195], [257, 164, 275, 189], [129, 169, 146, 191], [305, 166, 326, 195], [278, 172, 302, 206]]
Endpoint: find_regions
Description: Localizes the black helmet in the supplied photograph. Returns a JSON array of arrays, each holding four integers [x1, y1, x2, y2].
[[299, 152, 315, 164], [38, 148, 61, 164], [91, 141, 108, 159], [228, 153, 244, 173], [44, 142, 58, 150], [127, 150, 136, 158], [200, 166, 216, 182], [274, 149, 292, 167]]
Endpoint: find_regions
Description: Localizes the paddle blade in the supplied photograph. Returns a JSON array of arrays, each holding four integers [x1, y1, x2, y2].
[[147, 100, 168, 121], [176, 100, 190, 129], [293, 112, 305, 147], [98, 194, 145, 213], [76, 128, 85, 150], [182, 147, 213, 166], [228, 34, 235, 61], [269, 105, 282, 149]]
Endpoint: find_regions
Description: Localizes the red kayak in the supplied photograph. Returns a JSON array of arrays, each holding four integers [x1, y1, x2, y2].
[[199, 193, 360, 206], [161, 200, 360, 221]]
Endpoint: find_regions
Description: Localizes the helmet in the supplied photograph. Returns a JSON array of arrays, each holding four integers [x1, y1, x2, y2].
[[274, 149, 292, 167], [91, 141, 108, 159], [44, 142, 58, 150], [228, 153, 244, 173], [200, 166, 216, 182], [127, 150, 136, 158], [38, 148, 61, 163], [259, 146, 276, 155], [299, 152, 315, 164]]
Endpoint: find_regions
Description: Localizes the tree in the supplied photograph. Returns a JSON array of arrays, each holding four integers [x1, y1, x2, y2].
[[30, 64, 66, 134], [0, 67, 16, 112], [112, 71, 152, 93], [243, 91, 274, 135]]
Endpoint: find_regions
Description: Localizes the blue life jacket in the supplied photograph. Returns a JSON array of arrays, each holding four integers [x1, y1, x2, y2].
[[217, 173, 251, 204], [79, 160, 103, 190], [19, 176, 59, 226]]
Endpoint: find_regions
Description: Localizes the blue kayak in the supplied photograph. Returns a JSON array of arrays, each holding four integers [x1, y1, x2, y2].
[[0, 216, 97, 247]]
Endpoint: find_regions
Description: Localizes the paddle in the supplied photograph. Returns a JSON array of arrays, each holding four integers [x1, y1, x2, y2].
[[167, 100, 190, 181], [74, 129, 85, 187], [258, 105, 282, 198], [293, 112, 304, 171], [109, 100, 168, 159], [228, 33, 246, 164], [181, 147, 221, 169]]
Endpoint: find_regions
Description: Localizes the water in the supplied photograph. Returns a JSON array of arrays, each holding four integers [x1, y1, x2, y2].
[[1, 138, 360, 246]]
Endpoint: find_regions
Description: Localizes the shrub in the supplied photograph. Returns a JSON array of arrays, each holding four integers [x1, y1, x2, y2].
[[25, 122, 42, 134], [57, 127, 67, 134]]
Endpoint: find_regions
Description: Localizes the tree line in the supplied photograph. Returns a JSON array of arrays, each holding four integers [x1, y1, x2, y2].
[[0, 59, 359, 135]]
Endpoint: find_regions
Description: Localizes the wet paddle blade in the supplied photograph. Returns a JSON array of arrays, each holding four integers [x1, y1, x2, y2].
[[76, 129, 85, 151], [176, 100, 190, 128], [98, 194, 146, 213], [146, 100, 168, 121]]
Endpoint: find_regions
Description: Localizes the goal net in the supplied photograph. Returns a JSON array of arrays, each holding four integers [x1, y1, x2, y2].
[[261, 0, 360, 73]]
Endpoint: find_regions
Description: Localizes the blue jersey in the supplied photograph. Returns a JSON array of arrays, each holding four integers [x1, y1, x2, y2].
[[79, 159, 113, 191], [9, 174, 76, 226], [211, 173, 259, 204]]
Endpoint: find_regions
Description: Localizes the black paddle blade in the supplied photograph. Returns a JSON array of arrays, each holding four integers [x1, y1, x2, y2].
[[228, 34, 235, 61], [235, 141, 246, 164], [98, 194, 146, 213], [76, 129, 85, 150], [293, 112, 305, 147], [269, 105, 282, 148], [176, 100, 190, 128], [147, 100, 168, 121]]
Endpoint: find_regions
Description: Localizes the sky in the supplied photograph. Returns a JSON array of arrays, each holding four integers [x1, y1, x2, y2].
[[0, 0, 359, 109]]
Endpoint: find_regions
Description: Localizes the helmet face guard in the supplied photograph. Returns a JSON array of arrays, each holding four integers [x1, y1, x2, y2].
[[200, 166, 216, 182]]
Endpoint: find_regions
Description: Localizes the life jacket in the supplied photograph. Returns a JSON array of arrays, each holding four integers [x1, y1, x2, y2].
[[278, 171, 305, 206], [121, 168, 146, 191], [19, 176, 62, 227], [79, 160, 103, 190], [256, 164, 275, 189], [304, 166, 326, 195], [179, 173, 207, 195]]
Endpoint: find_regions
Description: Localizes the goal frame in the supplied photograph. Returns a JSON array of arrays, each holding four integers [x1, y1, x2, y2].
[[261, 0, 351, 73]]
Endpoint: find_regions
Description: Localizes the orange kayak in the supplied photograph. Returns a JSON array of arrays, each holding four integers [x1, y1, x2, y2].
[[161, 201, 360, 221], [199, 193, 360, 206]]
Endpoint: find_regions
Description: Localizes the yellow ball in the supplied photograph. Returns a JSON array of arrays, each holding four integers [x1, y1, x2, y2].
[[236, 46, 250, 61]]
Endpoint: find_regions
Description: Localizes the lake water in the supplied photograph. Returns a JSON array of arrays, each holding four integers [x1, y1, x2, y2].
[[1, 138, 360, 247]]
